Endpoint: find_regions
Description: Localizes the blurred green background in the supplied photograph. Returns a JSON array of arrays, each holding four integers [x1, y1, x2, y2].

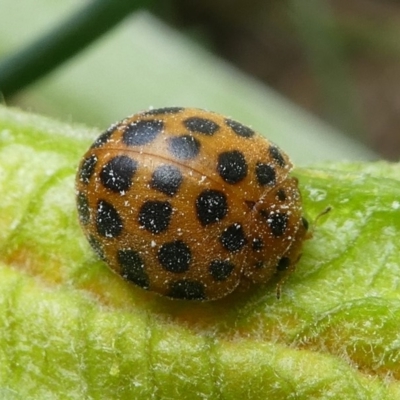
[[2, 0, 399, 163]]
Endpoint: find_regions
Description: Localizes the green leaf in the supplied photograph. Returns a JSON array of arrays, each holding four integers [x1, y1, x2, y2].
[[1, 105, 399, 399]]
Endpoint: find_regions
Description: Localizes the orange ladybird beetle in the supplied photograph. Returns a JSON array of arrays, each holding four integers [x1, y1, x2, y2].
[[75, 107, 309, 301]]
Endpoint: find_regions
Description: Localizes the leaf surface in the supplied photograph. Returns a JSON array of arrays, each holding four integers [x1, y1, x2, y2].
[[0, 106, 399, 399]]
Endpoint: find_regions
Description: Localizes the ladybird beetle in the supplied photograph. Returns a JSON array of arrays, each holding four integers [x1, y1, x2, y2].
[[75, 107, 308, 301]]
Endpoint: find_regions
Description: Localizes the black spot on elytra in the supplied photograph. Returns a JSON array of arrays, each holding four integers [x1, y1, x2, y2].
[[260, 210, 288, 237], [100, 155, 137, 193], [76, 192, 90, 225], [158, 240, 191, 273], [269, 146, 286, 167], [276, 189, 287, 201], [196, 189, 228, 226], [168, 135, 201, 160], [96, 200, 123, 238], [209, 260, 235, 281], [138, 201, 172, 234], [91, 128, 114, 148], [123, 119, 163, 146], [217, 150, 248, 184], [118, 249, 150, 289], [252, 237, 264, 251], [184, 117, 220, 135], [225, 119, 255, 138], [79, 154, 97, 184], [220, 223, 247, 252], [150, 165, 183, 197], [256, 163, 276, 186], [168, 280, 206, 300]]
